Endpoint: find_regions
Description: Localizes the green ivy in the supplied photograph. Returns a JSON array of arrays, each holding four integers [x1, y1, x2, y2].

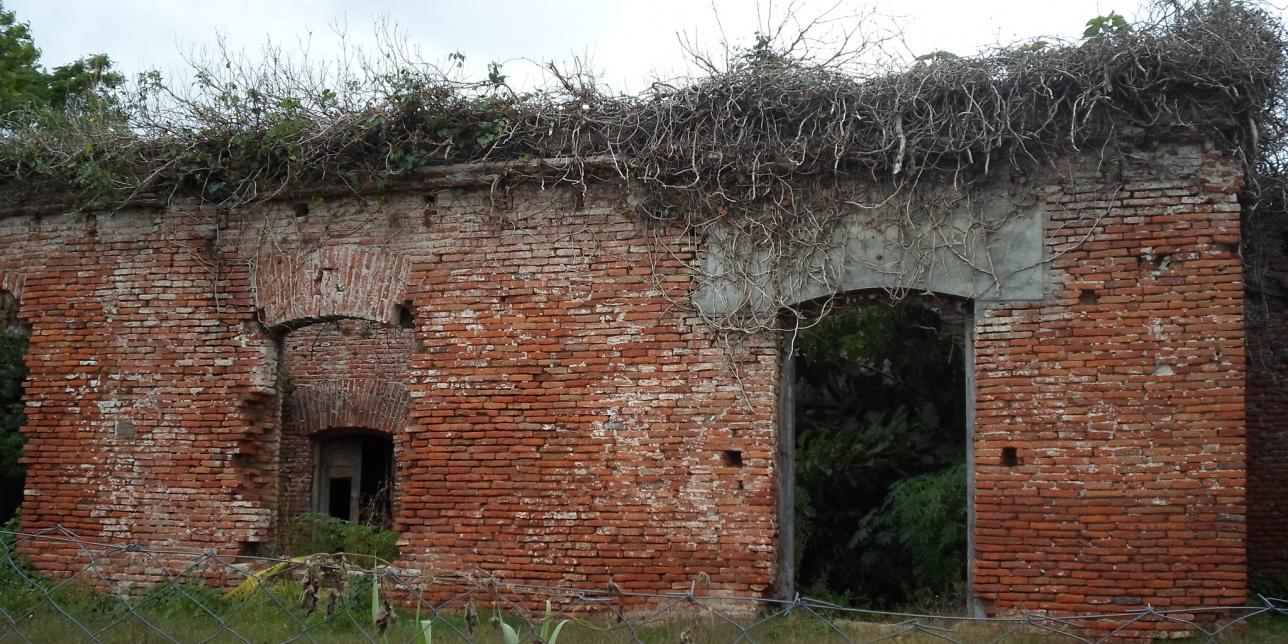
[[1084, 12, 1133, 40]]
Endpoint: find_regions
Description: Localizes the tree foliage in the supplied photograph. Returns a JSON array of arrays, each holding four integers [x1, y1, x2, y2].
[[0, 0, 119, 521], [793, 302, 966, 607], [0, 2, 123, 125]]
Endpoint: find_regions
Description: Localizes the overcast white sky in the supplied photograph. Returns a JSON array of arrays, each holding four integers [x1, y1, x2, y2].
[[9, 0, 1286, 92]]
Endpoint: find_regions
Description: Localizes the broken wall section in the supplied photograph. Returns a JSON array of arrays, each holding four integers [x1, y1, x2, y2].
[[278, 319, 415, 527]]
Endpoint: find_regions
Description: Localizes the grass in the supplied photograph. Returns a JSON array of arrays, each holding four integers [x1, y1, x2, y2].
[[0, 556, 1285, 643], [2, 583, 1286, 644]]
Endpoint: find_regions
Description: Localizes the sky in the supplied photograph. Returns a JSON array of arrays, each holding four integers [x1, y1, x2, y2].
[[8, 0, 1284, 93]]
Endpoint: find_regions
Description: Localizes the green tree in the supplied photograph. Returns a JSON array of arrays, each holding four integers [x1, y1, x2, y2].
[[0, 2, 123, 124], [0, 0, 121, 521], [793, 302, 967, 607]]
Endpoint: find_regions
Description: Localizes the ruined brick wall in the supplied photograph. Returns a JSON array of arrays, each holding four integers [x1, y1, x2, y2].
[[389, 191, 777, 593], [0, 141, 1263, 613], [973, 145, 1247, 616], [0, 211, 280, 571], [1247, 206, 1288, 588], [3, 187, 779, 597]]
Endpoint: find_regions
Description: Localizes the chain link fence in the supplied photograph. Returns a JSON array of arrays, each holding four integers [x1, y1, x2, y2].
[[1, 525, 1284, 643]]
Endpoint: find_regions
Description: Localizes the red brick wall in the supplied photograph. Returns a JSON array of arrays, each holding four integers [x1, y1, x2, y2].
[[2, 192, 779, 596], [973, 145, 1247, 617], [394, 192, 778, 595], [0, 142, 1258, 616], [0, 212, 279, 568], [1247, 206, 1288, 588]]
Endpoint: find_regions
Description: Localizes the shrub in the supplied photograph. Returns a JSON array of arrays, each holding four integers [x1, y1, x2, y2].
[[286, 512, 400, 563]]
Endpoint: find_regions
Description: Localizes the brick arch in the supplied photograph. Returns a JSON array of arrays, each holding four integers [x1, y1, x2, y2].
[[255, 247, 410, 329], [286, 378, 409, 436]]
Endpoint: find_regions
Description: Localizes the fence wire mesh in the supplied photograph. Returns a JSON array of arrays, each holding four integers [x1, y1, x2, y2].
[[0, 525, 1284, 643]]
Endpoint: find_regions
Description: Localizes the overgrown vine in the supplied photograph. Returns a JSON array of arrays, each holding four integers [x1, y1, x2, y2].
[[0, 0, 1283, 333]]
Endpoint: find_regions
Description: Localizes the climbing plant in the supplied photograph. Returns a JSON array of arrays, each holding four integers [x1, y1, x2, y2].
[[0, 1, 1280, 335]]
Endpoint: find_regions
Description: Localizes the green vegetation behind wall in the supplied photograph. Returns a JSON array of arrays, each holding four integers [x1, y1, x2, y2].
[[793, 302, 967, 608]]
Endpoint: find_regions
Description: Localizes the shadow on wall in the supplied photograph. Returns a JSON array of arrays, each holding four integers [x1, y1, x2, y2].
[[1246, 209, 1288, 594]]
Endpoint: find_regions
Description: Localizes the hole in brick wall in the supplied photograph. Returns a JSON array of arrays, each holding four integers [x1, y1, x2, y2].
[[1001, 447, 1019, 466], [1079, 290, 1099, 305], [422, 194, 438, 229], [398, 301, 415, 329], [490, 187, 514, 212], [720, 449, 743, 467], [237, 541, 267, 558], [1154, 253, 1172, 270], [0, 291, 19, 331], [292, 202, 310, 218], [1215, 241, 1240, 256], [114, 421, 135, 440]]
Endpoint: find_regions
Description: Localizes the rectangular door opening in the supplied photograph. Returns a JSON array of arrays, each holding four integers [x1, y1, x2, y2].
[[780, 296, 973, 611], [313, 431, 394, 528]]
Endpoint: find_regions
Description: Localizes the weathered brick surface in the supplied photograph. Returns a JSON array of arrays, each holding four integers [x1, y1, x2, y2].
[[0, 269, 24, 300], [393, 191, 777, 596], [2, 191, 778, 598], [973, 145, 1247, 618], [0, 212, 278, 567], [1246, 206, 1288, 586], [0, 142, 1271, 618], [255, 245, 409, 328]]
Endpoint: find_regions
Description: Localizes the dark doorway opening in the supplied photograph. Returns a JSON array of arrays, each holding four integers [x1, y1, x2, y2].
[[313, 431, 394, 529], [0, 290, 28, 524], [787, 296, 969, 609], [328, 477, 352, 519]]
